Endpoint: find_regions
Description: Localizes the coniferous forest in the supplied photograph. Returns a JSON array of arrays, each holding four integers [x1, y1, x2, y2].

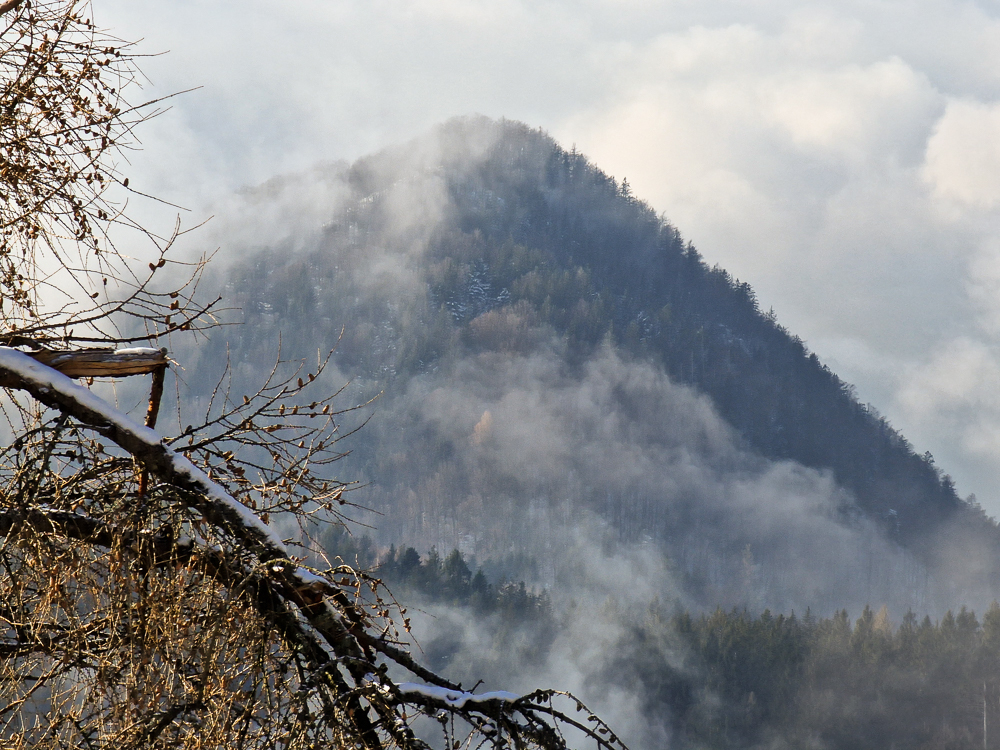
[[180, 117, 1000, 748], [329, 533, 1000, 750]]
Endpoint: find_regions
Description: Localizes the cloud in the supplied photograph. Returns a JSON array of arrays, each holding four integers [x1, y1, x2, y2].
[[924, 99, 1000, 210], [354, 342, 939, 617]]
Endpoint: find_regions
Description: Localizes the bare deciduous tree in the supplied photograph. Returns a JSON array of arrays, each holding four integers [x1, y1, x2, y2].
[[0, 2, 627, 748]]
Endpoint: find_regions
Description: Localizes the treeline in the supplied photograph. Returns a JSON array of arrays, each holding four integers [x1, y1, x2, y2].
[[321, 528, 555, 675], [617, 603, 1000, 749], [322, 527, 551, 621], [322, 525, 1000, 749]]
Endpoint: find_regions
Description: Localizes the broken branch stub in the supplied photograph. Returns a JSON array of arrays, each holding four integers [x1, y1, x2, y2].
[[0, 347, 168, 386]]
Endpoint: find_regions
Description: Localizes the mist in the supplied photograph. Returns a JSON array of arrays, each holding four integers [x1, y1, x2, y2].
[[144, 110, 1000, 749], [163, 119, 996, 617], [352, 344, 926, 613]]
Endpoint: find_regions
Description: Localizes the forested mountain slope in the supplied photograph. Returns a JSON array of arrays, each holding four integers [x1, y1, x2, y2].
[[197, 117, 1000, 613]]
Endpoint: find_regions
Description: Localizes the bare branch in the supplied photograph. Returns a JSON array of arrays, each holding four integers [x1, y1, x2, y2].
[[0, 346, 287, 559]]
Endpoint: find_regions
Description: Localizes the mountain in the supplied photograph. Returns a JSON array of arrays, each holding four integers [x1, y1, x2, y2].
[[194, 116, 1000, 614]]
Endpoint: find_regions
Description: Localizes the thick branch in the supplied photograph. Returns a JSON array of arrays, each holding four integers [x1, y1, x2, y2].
[[0, 0, 25, 16], [0, 346, 284, 559], [0, 347, 168, 387], [0, 507, 116, 548], [0, 347, 385, 744]]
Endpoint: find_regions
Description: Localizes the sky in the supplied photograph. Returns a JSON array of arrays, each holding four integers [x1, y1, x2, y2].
[[96, 0, 1000, 517]]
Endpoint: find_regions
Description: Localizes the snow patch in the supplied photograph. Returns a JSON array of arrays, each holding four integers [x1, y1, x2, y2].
[[166, 452, 289, 554], [397, 682, 519, 708], [113, 347, 164, 356]]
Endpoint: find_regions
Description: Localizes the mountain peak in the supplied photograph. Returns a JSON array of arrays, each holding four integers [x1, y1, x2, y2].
[[202, 120, 995, 614]]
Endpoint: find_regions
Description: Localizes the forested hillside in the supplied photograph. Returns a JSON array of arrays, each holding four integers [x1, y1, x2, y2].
[[194, 116, 1000, 613], [328, 534, 1000, 750]]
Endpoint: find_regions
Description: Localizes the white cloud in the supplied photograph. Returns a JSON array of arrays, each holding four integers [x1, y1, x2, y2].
[[924, 99, 1000, 210], [761, 58, 934, 162]]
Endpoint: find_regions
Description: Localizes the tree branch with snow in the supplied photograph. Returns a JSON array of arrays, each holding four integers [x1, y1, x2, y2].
[[0, 346, 626, 749], [0, 3, 626, 747]]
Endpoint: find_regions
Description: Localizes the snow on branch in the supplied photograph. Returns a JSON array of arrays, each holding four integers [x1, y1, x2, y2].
[[396, 682, 519, 708], [0, 347, 630, 750], [0, 347, 169, 385], [0, 346, 382, 678], [0, 346, 287, 558]]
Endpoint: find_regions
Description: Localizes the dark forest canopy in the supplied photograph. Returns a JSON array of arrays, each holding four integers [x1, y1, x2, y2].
[[203, 116, 1000, 611]]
